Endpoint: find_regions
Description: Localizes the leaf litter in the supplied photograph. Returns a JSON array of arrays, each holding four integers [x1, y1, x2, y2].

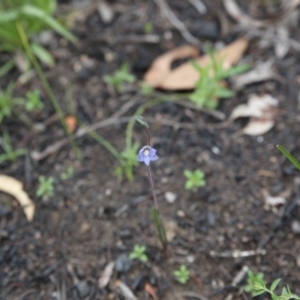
[[230, 94, 279, 136], [0, 175, 35, 221], [144, 38, 248, 90]]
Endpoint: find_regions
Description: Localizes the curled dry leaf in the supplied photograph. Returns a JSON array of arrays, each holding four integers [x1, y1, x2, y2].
[[230, 94, 278, 136], [262, 189, 286, 206], [144, 38, 248, 90], [98, 261, 114, 289], [144, 45, 199, 87], [0, 175, 35, 221]]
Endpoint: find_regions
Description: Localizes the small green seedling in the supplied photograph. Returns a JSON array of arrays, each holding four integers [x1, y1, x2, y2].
[[189, 43, 249, 109], [103, 63, 136, 91], [60, 166, 74, 180], [184, 169, 206, 191], [25, 89, 44, 111], [245, 270, 266, 296], [0, 0, 76, 69], [174, 265, 189, 284], [143, 21, 153, 34], [245, 270, 300, 300], [129, 245, 148, 262], [140, 82, 153, 96], [115, 143, 140, 181], [0, 131, 26, 164], [0, 82, 24, 123], [36, 176, 54, 198]]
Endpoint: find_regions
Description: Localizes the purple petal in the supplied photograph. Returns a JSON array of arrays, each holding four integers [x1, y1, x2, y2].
[[144, 156, 150, 165], [149, 147, 156, 157], [150, 154, 158, 161], [137, 153, 144, 162]]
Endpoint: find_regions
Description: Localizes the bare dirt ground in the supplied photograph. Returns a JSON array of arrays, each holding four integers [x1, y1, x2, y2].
[[1, 0, 300, 299]]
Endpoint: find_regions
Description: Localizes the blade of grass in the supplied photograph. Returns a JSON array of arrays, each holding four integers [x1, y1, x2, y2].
[[15, 21, 81, 159], [277, 144, 300, 171]]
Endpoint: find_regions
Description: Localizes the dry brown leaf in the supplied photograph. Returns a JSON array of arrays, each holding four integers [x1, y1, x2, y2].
[[160, 38, 248, 90], [98, 261, 114, 289], [262, 189, 286, 206], [114, 280, 137, 300], [230, 94, 278, 136], [0, 175, 35, 221], [243, 119, 275, 136], [144, 45, 199, 87]]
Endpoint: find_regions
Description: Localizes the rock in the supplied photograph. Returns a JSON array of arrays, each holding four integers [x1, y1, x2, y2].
[[131, 274, 145, 291], [0, 205, 11, 217], [115, 254, 132, 273], [76, 281, 90, 298], [208, 194, 219, 203], [164, 191, 177, 203], [190, 21, 219, 40], [292, 221, 300, 234], [98, 2, 114, 24], [119, 229, 132, 239], [207, 211, 215, 226]]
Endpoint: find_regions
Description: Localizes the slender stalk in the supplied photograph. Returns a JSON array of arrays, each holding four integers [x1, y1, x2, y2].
[[15, 22, 81, 159], [146, 165, 159, 211]]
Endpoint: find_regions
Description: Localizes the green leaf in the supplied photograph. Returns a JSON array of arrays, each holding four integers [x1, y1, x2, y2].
[[277, 145, 300, 172], [21, 5, 77, 42], [0, 59, 15, 77], [184, 170, 192, 177], [252, 290, 265, 297], [270, 279, 281, 292], [31, 43, 54, 67]]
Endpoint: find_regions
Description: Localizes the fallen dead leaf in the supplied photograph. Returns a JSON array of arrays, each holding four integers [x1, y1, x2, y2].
[[144, 45, 199, 87], [114, 280, 137, 300], [98, 261, 114, 289], [262, 189, 286, 206], [145, 283, 158, 300], [159, 38, 248, 90], [0, 175, 35, 221], [230, 94, 278, 136]]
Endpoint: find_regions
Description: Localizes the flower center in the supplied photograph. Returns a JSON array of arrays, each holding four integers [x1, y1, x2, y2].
[[144, 148, 150, 156]]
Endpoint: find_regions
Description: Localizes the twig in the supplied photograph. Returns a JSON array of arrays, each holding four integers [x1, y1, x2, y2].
[[180, 292, 209, 300], [152, 0, 199, 45], [209, 248, 266, 258], [243, 27, 300, 52], [95, 34, 160, 44], [31, 114, 217, 161], [187, 0, 207, 15]]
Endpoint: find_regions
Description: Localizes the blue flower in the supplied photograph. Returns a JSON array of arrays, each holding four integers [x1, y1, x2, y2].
[[137, 146, 158, 166]]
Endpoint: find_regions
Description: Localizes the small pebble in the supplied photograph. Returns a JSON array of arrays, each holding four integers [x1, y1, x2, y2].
[[164, 191, 177, 203], [105, 189, 112, 196], [177, 210, 185, 218], [115, 254, 132, 273], [186, 255, 195, 263], [76, 281, 90, 298], [98, 2, 114, 23], [211, 146, 220, 155], [292, 221, 300, 234]]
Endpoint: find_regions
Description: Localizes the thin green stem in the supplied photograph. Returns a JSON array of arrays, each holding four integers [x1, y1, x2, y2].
[[126, 98, 166, 150], [87, 130, 122, 163], [146, 165, 159, 211], [15, 22, 81, 159]]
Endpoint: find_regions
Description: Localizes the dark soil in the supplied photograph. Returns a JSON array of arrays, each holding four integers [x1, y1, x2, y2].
[[1, 0, 300, 299]]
